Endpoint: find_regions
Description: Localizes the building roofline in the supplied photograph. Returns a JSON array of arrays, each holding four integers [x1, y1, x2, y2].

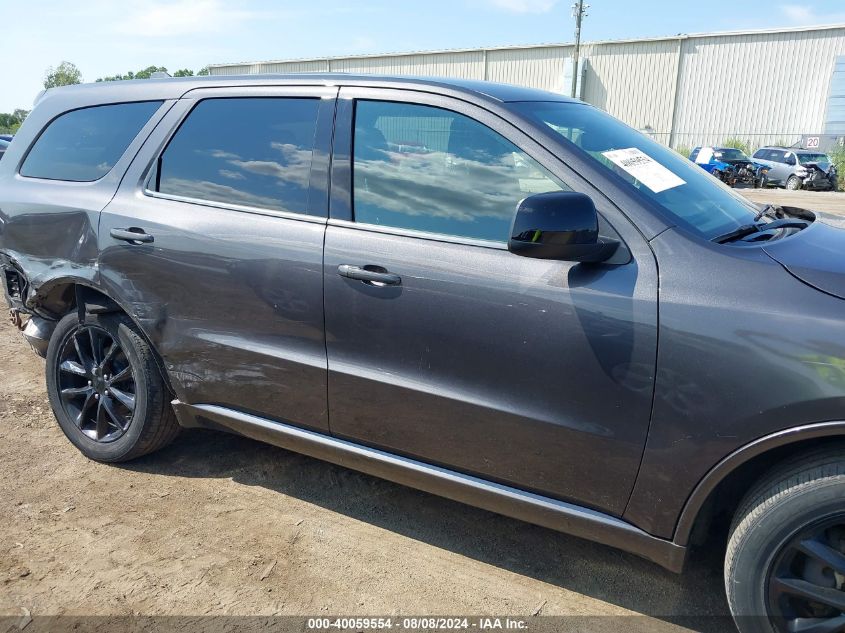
[[208, 23, 845, 69]]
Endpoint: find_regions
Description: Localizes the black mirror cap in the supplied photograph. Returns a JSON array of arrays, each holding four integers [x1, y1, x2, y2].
[[508, 191, 620, 263]]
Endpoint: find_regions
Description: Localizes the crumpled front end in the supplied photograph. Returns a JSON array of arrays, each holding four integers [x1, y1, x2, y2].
[[800, 162, 838, 190]]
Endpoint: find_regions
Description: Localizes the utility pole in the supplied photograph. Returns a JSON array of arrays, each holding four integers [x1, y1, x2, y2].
[[570, 1, 588, 98]]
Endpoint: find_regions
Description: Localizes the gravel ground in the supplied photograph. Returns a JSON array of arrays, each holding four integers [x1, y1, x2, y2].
[[8, 188, 844, 631]]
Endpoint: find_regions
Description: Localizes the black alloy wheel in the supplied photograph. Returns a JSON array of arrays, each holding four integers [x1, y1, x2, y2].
[[56, 324, 137, 442], [767, 515, 845, 633]]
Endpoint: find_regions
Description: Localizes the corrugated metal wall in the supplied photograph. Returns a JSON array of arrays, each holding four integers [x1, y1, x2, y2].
[[209, 25, 845, 151], [580, 38, 680, 144], [672, 28, 845, 149], [826, 56, 845, 134]]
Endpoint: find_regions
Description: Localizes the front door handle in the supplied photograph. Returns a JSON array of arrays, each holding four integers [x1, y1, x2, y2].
[[338, 264, 401, 286], [110, 227, 154, 244]]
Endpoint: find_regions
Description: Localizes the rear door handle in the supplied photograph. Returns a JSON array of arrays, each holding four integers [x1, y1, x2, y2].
[[338, 264, 401, 286], [110, 228, 154, 244]]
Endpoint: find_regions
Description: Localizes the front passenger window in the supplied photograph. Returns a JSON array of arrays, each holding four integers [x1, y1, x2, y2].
[[352, 101, 569, 242]]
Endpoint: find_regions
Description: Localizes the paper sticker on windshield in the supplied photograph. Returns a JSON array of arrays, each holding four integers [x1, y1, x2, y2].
[[601, 148, 686, 193]]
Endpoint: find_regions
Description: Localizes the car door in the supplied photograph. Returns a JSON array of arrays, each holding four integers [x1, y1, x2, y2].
[[767, 149, 788, 183], [752, 149, 773, 174], [98, 86, 336, 432], [322, 88, 658, 516]]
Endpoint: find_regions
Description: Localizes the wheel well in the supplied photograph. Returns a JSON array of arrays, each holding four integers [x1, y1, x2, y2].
[[686, 437, 845, 547], [39, 282, 175, 396]]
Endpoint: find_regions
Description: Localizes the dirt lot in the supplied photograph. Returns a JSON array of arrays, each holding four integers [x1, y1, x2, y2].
[[0, 318, 729, 632], [739, 188, 845, 217], [2, 190, 843, 632]]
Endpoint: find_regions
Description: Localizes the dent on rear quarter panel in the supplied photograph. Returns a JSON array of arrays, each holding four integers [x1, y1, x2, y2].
[[0, 203, 100, 315]]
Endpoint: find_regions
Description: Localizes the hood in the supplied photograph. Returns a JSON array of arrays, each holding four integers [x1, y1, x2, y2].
[[803, 161, 833, 173], [763, 218, 845, 299]]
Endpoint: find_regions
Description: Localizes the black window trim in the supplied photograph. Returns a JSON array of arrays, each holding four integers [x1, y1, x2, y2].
[[18, 100, 166, 184], [334, 90, 590, 250], [331, 88, 632, 257], [141, 90, 336, 223]]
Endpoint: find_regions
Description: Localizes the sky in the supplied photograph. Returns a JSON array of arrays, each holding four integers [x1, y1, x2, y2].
[[1, 0, 844, 113]]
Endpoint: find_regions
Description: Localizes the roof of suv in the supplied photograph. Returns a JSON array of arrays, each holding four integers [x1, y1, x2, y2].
[[35, 73, 578, 108], [757, 146, 827, 154]]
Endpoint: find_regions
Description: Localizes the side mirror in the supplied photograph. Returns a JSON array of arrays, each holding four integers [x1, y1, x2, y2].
[[508, 191, 620, 263]]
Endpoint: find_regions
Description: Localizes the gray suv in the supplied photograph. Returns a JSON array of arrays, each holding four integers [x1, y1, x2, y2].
[[752, 146, 838, 190], [3, 75, 845, 633]]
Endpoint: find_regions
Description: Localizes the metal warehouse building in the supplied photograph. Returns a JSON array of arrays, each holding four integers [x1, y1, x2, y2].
[[209, 24, 845, 151]]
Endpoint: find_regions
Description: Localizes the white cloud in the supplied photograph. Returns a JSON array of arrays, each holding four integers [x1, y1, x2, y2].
[[779, 4, 845, 25], [115, 0, 259, 37], [484, 0, 560, 13]]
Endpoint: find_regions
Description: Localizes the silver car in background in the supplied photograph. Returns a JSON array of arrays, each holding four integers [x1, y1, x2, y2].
[[752, 146, 838, 190]]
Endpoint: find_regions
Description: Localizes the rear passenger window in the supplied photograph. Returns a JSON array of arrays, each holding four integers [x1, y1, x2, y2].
[[21, 101, 162, 182], [353, 101, 568, 242], [154, 98, 319, 215]]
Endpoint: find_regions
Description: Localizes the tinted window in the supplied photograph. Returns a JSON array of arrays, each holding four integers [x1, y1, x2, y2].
[[21, 101, 161, 181], [353, 101, 567, 242], [155, 98, 319, 214], [689, 148, 700, 160], [752, 149, 765, 159], [769, 150, 785, 162], [798, 153, 828, 165], [514, 102, 762, 241], [713, 148, 747, 160]]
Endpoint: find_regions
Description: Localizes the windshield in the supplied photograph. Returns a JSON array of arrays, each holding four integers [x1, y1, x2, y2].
[[512, 102, 761, 240], [798, 153, 829, 165], [713, 148, 748, 161]]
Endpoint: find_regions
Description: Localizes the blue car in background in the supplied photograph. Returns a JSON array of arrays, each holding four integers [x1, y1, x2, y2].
[[689, 146, 769, 188]]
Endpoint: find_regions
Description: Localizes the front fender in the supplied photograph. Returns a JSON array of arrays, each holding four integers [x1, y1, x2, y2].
[[673, 420, 845, 545]]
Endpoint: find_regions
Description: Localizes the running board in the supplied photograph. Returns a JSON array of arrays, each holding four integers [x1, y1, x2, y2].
[[172, 402, 686, 573]]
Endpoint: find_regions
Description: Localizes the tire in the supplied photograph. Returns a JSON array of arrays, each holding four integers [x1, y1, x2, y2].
[[725, 447, 845, 633], [786, 175, 802, 191], [45, 312, 180, 462]]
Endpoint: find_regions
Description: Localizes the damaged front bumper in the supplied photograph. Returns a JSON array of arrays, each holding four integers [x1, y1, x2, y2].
[[801, 164, 838, 190], [20, 316, 55, 357]]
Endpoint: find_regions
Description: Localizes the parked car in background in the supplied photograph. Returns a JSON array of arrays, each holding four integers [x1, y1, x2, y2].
[[0, 138, 9, 161], [3, 75, 845, 633], [0, 134, 13, 143], [752, 146, 838, 190], [689, 146, 769, 187]]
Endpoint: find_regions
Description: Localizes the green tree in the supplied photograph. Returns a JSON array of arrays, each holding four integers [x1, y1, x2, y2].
[[722, 137, 753, 156], [0, 109, 31, 134], [44, 61, 82, 89], [96, 65, 209, 82], [96, 65, 168, 82]]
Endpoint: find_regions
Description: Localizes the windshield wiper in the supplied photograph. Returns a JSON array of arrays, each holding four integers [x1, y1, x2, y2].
[[713, 218, 810, 244], [754, 203, 782, 222], [714, 223, 763, 244]]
